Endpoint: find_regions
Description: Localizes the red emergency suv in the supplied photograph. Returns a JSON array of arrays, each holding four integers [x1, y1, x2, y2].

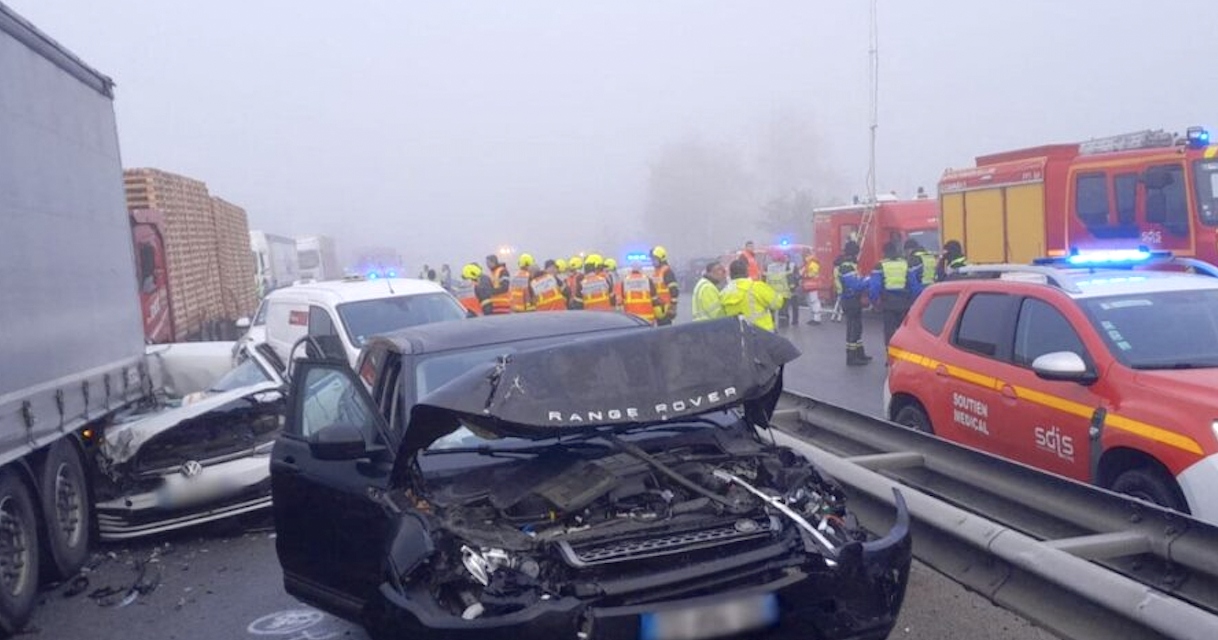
[[884, 250, 1218, 522]]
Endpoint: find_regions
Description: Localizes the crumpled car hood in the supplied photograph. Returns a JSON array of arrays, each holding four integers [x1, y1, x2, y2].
[[402, 318, 800, 456], [101, 381, 282, 466]]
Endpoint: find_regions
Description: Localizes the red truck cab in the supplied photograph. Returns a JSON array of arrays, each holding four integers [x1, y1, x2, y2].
[[812, 197, 939, 302]]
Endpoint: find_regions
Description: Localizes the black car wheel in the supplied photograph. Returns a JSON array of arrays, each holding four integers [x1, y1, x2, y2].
[[1111, 467, 1189, 514], [39, 440, 91, 580], [0, 469, 39, 634], [894, 405, 933, 435]]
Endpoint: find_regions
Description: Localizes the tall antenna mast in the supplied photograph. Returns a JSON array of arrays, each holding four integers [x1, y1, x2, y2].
[[866, 0, 879, 205]]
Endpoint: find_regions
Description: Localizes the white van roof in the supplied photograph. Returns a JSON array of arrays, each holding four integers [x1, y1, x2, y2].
[[266, 278, 446, 306]]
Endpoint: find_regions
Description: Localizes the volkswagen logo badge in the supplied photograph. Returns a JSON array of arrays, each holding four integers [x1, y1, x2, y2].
[[180, 460, 203, 478]]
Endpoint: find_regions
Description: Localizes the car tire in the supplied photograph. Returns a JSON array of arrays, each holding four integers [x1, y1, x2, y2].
[[39, 440, 91, 580], [1111, 467, 1189, 514], [894, 404, 934, 435], [0, 469, 40, 634]]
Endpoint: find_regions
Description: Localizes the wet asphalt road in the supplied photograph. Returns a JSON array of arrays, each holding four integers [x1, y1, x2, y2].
[[24, 313, 1056, 640]]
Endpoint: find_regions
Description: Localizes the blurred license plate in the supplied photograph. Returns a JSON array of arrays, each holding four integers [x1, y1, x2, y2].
[[640, 593, 778, 640]]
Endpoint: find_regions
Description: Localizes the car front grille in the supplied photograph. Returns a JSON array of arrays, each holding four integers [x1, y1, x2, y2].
[[557, 517, 774, 568]]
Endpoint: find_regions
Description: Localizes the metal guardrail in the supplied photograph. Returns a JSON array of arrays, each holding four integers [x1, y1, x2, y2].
[[772, 390, 1218, 640]]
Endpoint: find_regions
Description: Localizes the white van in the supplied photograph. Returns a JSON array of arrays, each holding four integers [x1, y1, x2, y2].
[[253, 278, 466, 368]]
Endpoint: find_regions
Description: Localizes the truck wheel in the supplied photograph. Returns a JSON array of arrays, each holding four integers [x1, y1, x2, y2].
[[39, 441, 91, 580], [0, 470, 39, 634], [894, 405, 934, 435], [1111, 467, 1189, 514]]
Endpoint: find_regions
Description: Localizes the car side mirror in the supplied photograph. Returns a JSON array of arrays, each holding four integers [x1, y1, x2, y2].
[[1031, 351, 1097, 385], [466, 309, 478, 319], [308, 424, 369, 461], [235, 316, 251, 329]]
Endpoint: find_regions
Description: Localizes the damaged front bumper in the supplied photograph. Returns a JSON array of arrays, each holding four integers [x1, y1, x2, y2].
[[368, 492, 912, 640], [96, 453, 272, 540]]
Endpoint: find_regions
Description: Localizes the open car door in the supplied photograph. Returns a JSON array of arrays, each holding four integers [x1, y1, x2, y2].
[[271, 360, 397, 620]]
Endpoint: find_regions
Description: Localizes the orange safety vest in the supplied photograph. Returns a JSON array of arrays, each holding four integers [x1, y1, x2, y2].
[[611, 273, 624, 310], [622, 273, 656, 323], [652, 264, 673, 306], [741, 251, 761, 281], [487, 265, 511, 314], [581, 273, 612, 310], [509, 269, 534, 312], [531, 273, 566, 311], [451, 278, 481, 316]]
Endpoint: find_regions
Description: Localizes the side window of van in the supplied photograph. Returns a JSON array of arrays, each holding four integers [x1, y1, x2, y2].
[[308, 306, 337, 337]]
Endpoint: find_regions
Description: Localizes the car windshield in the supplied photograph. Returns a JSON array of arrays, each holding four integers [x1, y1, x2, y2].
[[208, 357, 273, 393], [337, 293, 467, 347], [1082, 289, 1218, 369]]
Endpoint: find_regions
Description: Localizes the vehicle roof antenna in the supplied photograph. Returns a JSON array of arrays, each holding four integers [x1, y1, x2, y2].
[[386, 275, 395, 295]]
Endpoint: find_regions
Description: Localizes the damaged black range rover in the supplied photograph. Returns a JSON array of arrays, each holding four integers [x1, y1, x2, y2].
[[271, 315, 911, 640]]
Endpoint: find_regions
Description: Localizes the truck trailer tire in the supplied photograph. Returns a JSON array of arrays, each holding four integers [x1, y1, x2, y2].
[[0, 469, 40, 634], [38, 441, 91, 580]]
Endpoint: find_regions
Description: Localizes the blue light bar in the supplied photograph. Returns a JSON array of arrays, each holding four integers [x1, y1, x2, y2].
[[1066, 249, 1152, 265], [387, 270, 398, 278], [1188, 126, 1211, 149], [367, 271, 380, 279], [626, 252, 649, 262], [779, 238, 790, 247]]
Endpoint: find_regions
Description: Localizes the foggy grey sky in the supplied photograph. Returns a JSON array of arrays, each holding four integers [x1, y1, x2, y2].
[[11, 0, 1218, 268]]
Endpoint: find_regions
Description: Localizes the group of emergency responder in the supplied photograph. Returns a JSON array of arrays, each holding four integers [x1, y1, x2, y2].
[[834, 237, 968, 366], [449, 248, 681, 325], [689, 240, 825, 332], [445, 235, 968, 364]]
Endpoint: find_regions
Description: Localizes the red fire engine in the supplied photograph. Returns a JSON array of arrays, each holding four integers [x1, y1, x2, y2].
[[939, 127, 1218, 265], [811, 196, 940, 302]]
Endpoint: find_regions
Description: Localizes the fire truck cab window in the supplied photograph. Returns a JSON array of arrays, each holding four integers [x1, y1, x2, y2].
[[1144, 164, 1188, 234], [137, 243, 156, 292], [1075, 173, 1110, 229], [1114, 173, 1138, 227], [1195, 160, 1218, 227]]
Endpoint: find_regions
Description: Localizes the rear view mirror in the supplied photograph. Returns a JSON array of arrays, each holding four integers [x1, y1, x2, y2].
[[1031, 351, 1096, 385], [308, 424, 368, 461]]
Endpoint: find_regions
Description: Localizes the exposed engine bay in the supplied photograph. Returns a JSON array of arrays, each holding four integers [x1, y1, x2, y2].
[[391, 425, 872, 621]]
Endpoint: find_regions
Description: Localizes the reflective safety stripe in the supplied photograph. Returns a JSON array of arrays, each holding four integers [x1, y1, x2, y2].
[[653, 265, 672, 305], [509, 270, 533, 312], [915, 250, 935, 285], [692, 279, 722, 320], [723, 281, 773, 331], [887, 346, 1204, 456], [451, 279, 481, 315], [623, 274, 655, 321], [531, 274, 565, 311], [835, 260, 857, 295], [1207, 146, 1218, 159], [488, 266, 511, 314], [880, 259, 908, 290], [582, 275, 612, 309]]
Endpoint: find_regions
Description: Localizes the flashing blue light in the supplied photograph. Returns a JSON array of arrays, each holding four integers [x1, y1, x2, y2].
[[1066, 249, 1152, 266], [1188, 126, 1211, 149], [387, 270, 397, 278], [626, 252, 649, 262], [779, 238, 790, 247], [367, 271, 380, 280]]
